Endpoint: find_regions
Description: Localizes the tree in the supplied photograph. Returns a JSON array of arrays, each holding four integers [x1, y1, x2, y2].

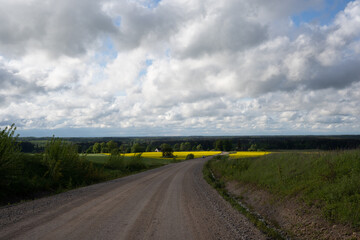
[[223, 140, 232, 151], [107, 141, 118, 153], [19, 141, 35, 153], [180, 142, 185, 151], [173, 143, 180, 151], [131, 143, 144, 153], [146, 143, 153, 152], [93, 142, 101, 153], [215, 140, 223, 151], [196, 144, 203, 151], [161, 143, 173, 157], [86, 146, 93, 154], [100, 142, 107, 153], [120, 144, 130, 153], [248, 144, 257, 151], [180, 142, 192, 151]]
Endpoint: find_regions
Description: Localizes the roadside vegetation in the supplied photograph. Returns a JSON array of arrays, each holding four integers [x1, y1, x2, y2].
[[0, 126, 167, 205], [0, 127, 106, 205], [0, 125, 220, 205], [206, 150, 360, 230]]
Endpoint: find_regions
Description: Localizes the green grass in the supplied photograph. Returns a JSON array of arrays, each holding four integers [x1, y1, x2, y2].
[[82, 154, 109, 165], [203, 160, 285, 240], [83, 154, 174, 168], [207, 150, 360, 229]]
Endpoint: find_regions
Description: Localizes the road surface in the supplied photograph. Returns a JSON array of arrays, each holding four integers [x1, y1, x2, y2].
[[0, 157, 266, 240]]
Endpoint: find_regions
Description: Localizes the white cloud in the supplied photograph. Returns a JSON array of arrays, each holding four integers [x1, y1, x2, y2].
[[0, 0, 360, 135]]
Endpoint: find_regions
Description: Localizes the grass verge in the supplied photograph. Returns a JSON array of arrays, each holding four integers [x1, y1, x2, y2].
[[207, 150, 360, 230], [203, 158, 286, 240]]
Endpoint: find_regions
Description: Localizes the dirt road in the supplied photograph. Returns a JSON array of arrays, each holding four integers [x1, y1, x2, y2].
[[0, 157, 266, 240]]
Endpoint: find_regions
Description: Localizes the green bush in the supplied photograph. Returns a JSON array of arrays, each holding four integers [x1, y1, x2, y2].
[[43, 137, 102, 189], [0, 124, 22, 194], [185, 153, 194, 160], [127, 153, 146, 171], [106, 151, 125, 170]]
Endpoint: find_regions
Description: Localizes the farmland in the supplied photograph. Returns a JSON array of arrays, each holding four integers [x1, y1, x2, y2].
[[228, 151, 270, 158], [100, 151, 221, 159]]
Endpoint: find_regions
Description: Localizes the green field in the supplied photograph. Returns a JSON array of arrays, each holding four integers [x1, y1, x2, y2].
[[206, 150, 360, 229]]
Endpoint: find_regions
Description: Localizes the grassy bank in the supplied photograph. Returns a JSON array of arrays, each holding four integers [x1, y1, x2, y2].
[[203, 160, 286, 239], [207, 150, 360, 229]]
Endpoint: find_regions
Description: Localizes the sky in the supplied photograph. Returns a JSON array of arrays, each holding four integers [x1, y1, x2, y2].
[[0, 0, 360, 137]]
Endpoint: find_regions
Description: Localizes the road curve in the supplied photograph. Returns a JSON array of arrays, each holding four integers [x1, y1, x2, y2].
[[0, 157, 266, 240]]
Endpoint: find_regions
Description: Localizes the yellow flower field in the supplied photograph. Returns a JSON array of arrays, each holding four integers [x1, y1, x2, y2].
[[228, 151, 270, 159], [133, 151, 221, 160], [171, 151, 221, 159], [103, 151, 268, 160], [104, 151, 221, 160]]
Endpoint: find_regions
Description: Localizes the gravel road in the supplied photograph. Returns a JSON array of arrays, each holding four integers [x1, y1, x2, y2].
[[0, 157, 266, 240]]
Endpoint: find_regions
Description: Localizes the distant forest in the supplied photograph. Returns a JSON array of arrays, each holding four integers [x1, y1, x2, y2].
[[18, 136, 360, 153]]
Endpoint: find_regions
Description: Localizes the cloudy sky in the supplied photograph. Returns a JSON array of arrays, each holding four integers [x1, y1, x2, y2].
[[0, 0, 360, 137]]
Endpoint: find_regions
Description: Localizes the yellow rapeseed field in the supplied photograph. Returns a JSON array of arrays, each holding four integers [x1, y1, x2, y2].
[[171, 151, 221, 159], [102, 151, 268, 160], [228, 151, 270, 159], [103, 151, 221, 160]]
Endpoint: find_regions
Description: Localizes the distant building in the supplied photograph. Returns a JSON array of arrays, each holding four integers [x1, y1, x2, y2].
[[155, 148, 161, 152]]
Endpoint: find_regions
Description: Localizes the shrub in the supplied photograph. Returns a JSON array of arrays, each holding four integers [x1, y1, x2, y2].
[[127, 153, 146, 171], [106, 151, 125, 170], [185, 153, 195, 160], [0, 125, 22, 189], [43, 137, 102, 189]]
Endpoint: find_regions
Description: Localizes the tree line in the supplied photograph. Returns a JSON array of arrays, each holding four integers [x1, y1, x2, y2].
[[17, 135, 360, 154]]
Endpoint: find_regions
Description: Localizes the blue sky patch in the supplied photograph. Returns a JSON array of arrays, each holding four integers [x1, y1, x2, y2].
[[138, 59, 153, 78], [146, 59, 153, 66], [292, 0, 353, 26], [95, 37, 118, 67], [140, 0, 161, 9], [113, 16, 122, 27]]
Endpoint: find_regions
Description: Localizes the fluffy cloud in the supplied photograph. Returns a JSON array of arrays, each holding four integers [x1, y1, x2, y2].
[[0, 0, 116, 58], [0, 0, 359, 136]]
